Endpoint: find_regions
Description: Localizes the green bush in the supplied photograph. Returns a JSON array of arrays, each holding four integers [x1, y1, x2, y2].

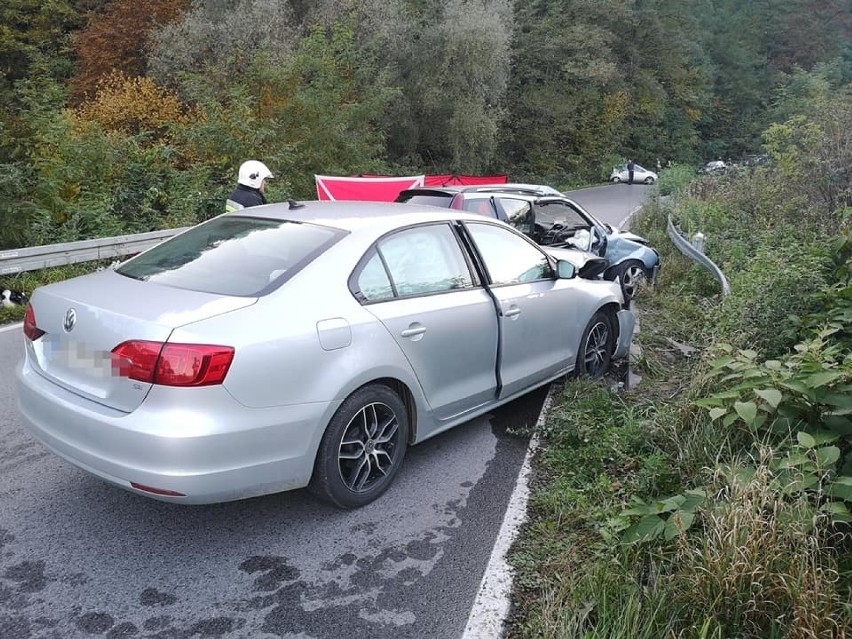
[[714, 242, 831, 357], [656, 163, 696, 197]]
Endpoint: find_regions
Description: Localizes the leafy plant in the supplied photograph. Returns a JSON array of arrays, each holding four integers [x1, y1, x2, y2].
[[618, 489, 707, 544], [657, 163, 697, 197], [694, 336, 852, 521]]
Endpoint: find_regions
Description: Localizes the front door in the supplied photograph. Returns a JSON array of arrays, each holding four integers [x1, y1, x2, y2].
[[464, 222, 576, 398]]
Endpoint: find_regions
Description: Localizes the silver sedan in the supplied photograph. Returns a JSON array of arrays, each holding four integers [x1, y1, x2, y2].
[[610, 164, 658, 184], [16, 201, 634, 508]]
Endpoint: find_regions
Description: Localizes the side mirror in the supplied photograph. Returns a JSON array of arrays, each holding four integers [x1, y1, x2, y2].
[[556, 260, 576, 279]]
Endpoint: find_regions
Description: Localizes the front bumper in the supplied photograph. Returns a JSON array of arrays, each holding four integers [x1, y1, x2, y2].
[[613, 309, 636, 360]]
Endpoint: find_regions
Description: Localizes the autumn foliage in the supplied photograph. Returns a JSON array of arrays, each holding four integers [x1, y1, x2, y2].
[[75, 70, 197, 137], [71, 0, 189, 102]]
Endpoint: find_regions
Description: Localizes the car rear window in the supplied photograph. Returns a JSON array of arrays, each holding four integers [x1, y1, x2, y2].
[[397, 194, 454, 208], [116, 216, 344, 296]]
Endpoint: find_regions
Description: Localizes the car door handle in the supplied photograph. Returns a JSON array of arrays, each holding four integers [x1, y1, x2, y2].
[[503, 307, 521, 318], [401, 326, 427, 338]]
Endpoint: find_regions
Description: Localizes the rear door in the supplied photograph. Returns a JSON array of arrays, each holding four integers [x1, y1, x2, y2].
[[352, 222, 499, 427]]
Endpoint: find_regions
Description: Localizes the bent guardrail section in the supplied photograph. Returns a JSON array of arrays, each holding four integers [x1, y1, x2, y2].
[[666, 214, 730, 295], [0, 228, 187, 275]]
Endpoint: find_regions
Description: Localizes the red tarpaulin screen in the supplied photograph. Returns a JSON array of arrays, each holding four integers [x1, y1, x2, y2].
[[315, 174, 509, 201], [315, 175, 425, 201]]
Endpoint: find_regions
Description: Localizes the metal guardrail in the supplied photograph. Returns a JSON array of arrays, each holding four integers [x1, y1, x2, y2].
[[666, 214, 731, 295], [2, 213, 730, 302], [0, 228, 187, 275]]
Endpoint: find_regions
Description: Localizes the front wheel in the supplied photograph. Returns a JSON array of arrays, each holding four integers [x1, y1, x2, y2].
[[644, 176, 656, 185], [310, 384, 409, 509], [575, 311, 614, 378], [611, 176, 622, 183], [612, 260, 649, 301]]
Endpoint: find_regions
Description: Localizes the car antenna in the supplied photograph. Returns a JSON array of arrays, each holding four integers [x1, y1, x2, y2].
[[288, 199, 305, 210]]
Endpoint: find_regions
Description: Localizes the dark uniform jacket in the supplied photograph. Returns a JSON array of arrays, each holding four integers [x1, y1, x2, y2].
[[226, 184, 267, 212]]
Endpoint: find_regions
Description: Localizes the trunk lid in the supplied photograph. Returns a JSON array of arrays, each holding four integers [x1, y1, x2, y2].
[[26, 270, 254, 412]]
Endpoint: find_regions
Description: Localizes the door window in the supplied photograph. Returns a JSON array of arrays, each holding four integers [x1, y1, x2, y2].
[[460, 196, 498, 218], [353, 224, 474, 302], [495, 197, 535, 235], [466, 223, 554, 285]]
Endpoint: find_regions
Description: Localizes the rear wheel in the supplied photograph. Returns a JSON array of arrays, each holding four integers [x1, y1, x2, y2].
[[575, 311, 614, 378], [310, 384, 409, 509]]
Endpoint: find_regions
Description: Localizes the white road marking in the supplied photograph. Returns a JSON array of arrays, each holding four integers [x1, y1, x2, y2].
[[461, 385, 557, 639], [0, 322, 22, 334], [618, 203, 644, 230]]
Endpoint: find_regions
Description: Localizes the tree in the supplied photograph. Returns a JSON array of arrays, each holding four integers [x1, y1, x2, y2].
[[70, 0, 188, 102], [415, 0, 512, 173], [0, 0, 78, 163], [502, 0, 630, 182], [75, 71, 197, 138], [146, 0, 298, 95]]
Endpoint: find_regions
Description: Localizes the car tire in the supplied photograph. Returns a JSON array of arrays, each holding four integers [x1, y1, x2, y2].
[[575, 311, 614, 378], [611, 176, 622, 183], [644, 177, 655, 184], [612, 259, 648, 301], [310, 384, 409, 509]]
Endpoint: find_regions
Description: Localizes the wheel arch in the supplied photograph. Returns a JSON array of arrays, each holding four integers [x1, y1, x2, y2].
[[598, 301, 622, 328], [347, 377, 419, 445], [603, 255, 653, 282]]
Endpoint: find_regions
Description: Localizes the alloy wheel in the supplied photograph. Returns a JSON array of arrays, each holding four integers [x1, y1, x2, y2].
[[582, 320, 611, 377], [621, 264, 646, 299], [337, 402, 401, 493]]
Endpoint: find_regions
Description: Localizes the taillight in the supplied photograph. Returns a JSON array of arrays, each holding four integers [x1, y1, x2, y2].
[[23, 304, 45, 341], [111, 341, 234, 387]]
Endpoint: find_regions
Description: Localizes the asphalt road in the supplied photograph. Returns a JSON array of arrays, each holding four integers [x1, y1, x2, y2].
[[0, 322, 546, 639], [567, 182, 653, 230], [0, 183, 653, 639]]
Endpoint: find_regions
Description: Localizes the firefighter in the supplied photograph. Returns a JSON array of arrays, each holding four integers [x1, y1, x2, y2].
[[226, 160, 274, 212]]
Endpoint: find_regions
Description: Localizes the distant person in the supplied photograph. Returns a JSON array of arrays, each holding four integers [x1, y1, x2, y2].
[[226, 160, 274, 212], [627, 159, 635, 185], [656, 158, 662, 172]]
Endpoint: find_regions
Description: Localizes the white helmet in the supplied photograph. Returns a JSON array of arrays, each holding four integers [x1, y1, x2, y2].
[[237, 160, 273, 189]]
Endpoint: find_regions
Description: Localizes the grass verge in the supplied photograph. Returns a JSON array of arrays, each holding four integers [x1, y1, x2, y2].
[[506, 201, 851, 638]]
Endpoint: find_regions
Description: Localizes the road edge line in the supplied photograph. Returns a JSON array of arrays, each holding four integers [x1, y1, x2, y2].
[[460, 384, 556, 639], [618, 203, 644, 230], [0, 322, 22, 334]]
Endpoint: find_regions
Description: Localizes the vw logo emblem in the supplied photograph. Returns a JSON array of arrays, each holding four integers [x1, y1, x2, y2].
[[63, 308, 77, 332]]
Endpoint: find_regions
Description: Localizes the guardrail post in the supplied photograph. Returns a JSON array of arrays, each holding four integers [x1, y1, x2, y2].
[[692, 232, 705, 254]]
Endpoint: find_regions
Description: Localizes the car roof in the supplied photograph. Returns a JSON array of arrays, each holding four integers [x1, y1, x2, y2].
[[224, 199, 492, 233], [463, 183, 563, 195], [399, 183, 563, 196]]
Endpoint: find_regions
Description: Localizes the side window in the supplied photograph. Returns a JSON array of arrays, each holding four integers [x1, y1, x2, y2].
[[381, 224, 474, 296], [356, 251, 394, 302], [495, 198, 534, 236], [354, 224, 474, 301], [461, 196, 497, 218], [466, 223, 554, 285]]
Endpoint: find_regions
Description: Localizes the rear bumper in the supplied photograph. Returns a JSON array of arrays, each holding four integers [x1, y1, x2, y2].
[[613, 309, 636, 360], [16, 357, 338, 504]]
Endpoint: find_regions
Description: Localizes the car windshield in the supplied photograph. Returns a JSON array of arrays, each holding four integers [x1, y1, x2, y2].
[[117, 216, 344, 296], [534, 202, 587, 227]]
